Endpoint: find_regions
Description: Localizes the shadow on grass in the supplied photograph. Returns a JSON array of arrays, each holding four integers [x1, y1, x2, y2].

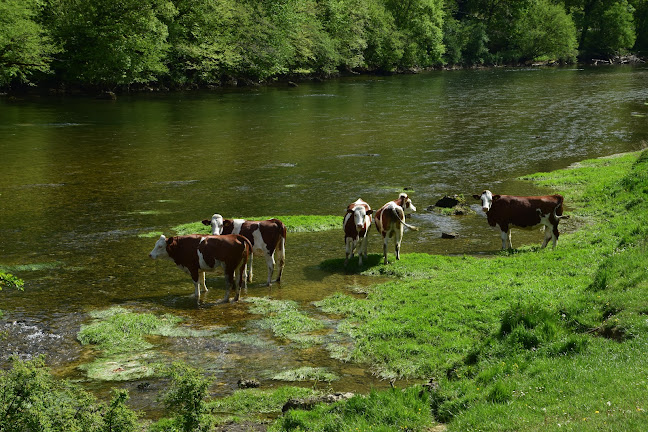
[[318, 253, 384, 274]]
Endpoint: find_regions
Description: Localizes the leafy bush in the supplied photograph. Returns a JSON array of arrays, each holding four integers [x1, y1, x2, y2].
[[0, 357, 140, 432]]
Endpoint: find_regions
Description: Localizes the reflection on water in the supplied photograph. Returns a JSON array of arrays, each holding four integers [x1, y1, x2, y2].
[[1, 65, 647, 414]]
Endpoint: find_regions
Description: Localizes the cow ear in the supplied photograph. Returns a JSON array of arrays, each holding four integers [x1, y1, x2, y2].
[[201, 219, 210, 226], [493, 195, 501, 201], [347, 208, 354, 213], [472, 194, 481, 200], [367, 209, 374, 215]]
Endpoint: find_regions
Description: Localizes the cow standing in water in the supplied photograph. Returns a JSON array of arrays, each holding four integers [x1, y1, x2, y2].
[[344, 199, 373, 266], [149, 234, 251, 302], [202, 215, 286, 286], [374, 193, 418, 264], [473, 190, 569, 249]]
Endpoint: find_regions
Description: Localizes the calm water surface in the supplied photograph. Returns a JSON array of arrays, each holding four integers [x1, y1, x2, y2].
[[1, 66, 647, 414]]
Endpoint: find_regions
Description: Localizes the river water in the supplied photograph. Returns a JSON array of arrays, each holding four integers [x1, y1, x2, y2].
[[1, 65, 647, 414]]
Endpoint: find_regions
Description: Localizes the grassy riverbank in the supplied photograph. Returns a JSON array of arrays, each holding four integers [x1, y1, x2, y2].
[[276, 150, 648, 431]]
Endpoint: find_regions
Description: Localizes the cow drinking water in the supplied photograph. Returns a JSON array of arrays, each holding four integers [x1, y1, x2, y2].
[[344, 198, 373, 266], [202, 215, 286, 286], [149, 234, 251, 302], [473, 190, 569, 249], [374, 193, 418, 265]]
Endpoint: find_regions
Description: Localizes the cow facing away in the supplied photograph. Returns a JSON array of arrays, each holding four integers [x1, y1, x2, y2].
[[374, 193, 418, 264], [202, 215, 286, 286], [473, 190, 569, 249], [149, 234, 250, 302], [344, 199, 373, 266]]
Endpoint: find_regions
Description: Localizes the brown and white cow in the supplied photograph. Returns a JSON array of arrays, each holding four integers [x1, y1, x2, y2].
[[202, 215, 286, 286], [472, 190, 569, 249], [149, 234, 251, 302], [344, 199, 373, 266], [374, 193, 418, 264]]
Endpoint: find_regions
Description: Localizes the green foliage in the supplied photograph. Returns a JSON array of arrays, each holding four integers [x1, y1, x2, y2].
[[159, 363, 214, 432], [512, 0, 578, 62], [0, 272, 24, 291], [571, 0, 637, 56], [0, 357, 140, 432], [271, 387, 436, 432], [46, 0, 176, 88], [0, 0, 58, 86]]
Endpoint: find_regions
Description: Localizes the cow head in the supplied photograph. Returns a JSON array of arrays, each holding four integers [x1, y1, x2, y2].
[[347, 206, 373, 231], [202, 213, 224, 235], [473, 190, 496, 213], [149, 235, 170, 259], [399, 193, 417, 214]]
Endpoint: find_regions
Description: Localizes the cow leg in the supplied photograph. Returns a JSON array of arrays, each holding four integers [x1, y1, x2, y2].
[[223, 272, 232, 302], [395, 227, 403, 260], [200, 271, 208, 292], [541, 226, 553, 248], [247, 254, 254, 282], [234, 265, 244, 302], [191, 270, 201, 298], [344, 237, 354, 266], [382, 236, 389, 265], [358, 237, 367, 266], [264, 253, 275, 286], [551, 224, 560, 248], [275, 237, 285, 283]]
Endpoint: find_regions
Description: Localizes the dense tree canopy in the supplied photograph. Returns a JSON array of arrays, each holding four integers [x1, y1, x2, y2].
[[0, 0, 645, 90]]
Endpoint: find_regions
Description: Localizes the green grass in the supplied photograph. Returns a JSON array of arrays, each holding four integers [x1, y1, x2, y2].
[[77, 307, 221, 381], [304, 150, 648, 431], [271, 387, 435, 432], [272, 367, 339, 383], [208, 386, 320, 424], [246, 297, 326, 347], [173, 215, 340, 235]]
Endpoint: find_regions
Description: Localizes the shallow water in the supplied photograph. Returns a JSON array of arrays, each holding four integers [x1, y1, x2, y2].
[[1, 65, 647, 415]]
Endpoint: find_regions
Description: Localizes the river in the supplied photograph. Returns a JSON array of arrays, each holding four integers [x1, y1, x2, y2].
[[1, 65, 647, 414]]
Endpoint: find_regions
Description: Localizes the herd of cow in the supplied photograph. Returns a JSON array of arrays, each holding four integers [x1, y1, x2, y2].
[[149, 191, 568, 303]]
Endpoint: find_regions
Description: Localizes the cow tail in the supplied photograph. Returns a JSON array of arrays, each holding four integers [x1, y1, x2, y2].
[[554, 195, 570, 220], [276, 220, 287, 264], [392, 206, 419, 231]]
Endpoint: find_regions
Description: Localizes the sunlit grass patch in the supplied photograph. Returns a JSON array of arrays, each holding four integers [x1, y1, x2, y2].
[[209, 386, 320, 418], [272, 367, 339, 383], [0, 262, 63, 272], [77, 307, 221, 380], [79, 352, 159, 381], [173, 215, 340, 235], [270, 386, 436, 432], [246, 298, 326, 347], [138, 231, 164, 238]]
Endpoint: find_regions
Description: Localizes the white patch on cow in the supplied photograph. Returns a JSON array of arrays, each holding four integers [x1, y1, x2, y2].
[[209, 214, 224, 235], [478, 190, 494, 212], [149, 235, 170, 260], [232, 219, 245, 235], [197, 248, 223, 271]]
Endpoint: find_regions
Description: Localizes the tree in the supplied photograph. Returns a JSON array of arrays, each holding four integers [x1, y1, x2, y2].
[[165, 0, 245, 85], [0, 0, 58, 87], [630, 0, 648, 53], [513, 0, 578, 62], [566, 0, 637, 57], [46, 0, 176, 89], [385, 0, 445, 66]]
